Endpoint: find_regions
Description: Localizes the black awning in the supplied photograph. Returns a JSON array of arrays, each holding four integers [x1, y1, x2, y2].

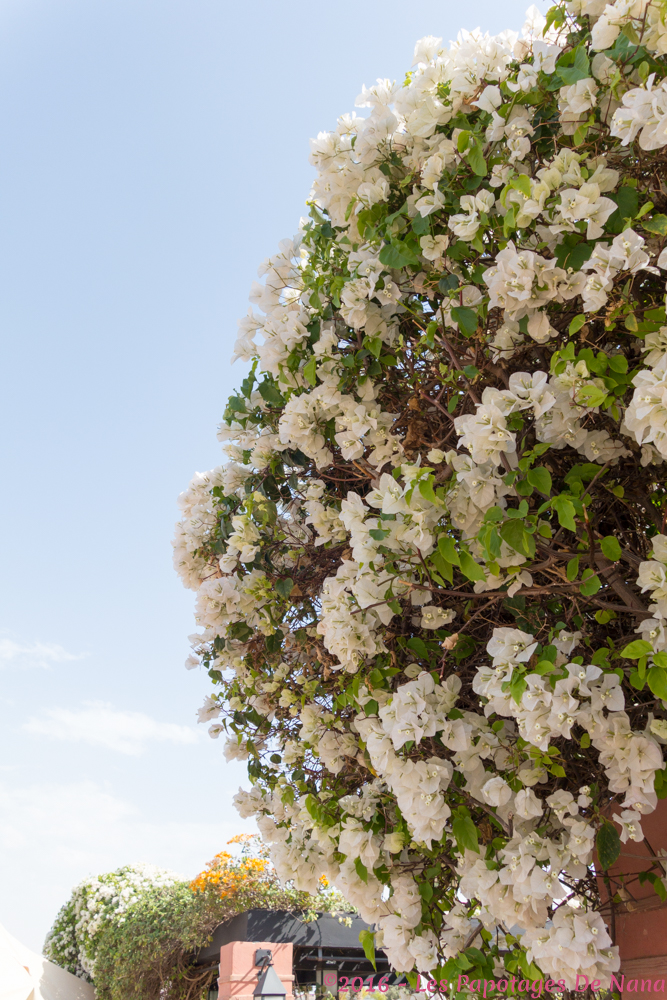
[[194, 909, 379, 966]]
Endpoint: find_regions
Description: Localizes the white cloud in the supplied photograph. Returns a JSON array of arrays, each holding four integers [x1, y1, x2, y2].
[[0, 636, 85, 670], [23, 702, 199, 755]]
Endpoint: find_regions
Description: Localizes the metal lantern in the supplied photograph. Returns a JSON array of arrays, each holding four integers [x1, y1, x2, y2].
[[253, 950, 286, 1000]]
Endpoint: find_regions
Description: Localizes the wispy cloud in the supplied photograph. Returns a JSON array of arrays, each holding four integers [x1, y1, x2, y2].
[[0, 636, 84, 670], [23, 702, 199, 755]]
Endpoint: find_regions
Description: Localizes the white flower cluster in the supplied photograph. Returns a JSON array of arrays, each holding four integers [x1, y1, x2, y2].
[[611, 75, 667, 150], [474, 627, 662, 817], [445, 452, 512, 537], [454, 371, 555, 463], [523, 907, 617, 986], [44, 864, 180, 980], [278, 375, 399, 470], [571, 0, 667, 55], [635, 534, 667, 652], [175, 0, 667, 988], [235, 623, 652, 985]]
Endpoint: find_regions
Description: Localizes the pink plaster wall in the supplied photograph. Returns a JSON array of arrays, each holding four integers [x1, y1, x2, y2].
[[596, 798, 667, 977], [217, 941, 294, 1000]]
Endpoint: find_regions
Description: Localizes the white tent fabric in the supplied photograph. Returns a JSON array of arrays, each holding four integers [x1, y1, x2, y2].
[[0, 925, 96, 1000]]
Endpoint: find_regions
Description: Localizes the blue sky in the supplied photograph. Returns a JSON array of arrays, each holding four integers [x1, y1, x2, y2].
[[0, 0, 539, 951]]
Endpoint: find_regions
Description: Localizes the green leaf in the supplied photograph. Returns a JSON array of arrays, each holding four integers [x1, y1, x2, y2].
[[596, 820, 621, 870], [484, 507, 503, 524], [369, 528, 390, 541], [555, 241, 593, 271], [363, 335, 383, 359], [407, 637, 429, 659], [228, 621, 254, 642], [452, 813, 479, 853], [379, 241, 419, 269], [438, 536, 460, 567], [600, 536, 622, 561], [358, 930, 376, 970], [606, 187, 639, 234], [354, 858, 368, 883], [580, 573, 601, 596], [506, 500, 529, 519], [639, 871, 667, 902], [643, 214, 667, 236], [655, 767, 667, 799], [648, 666, 667, 701], [566, 556, 580, 581], [576, 384, 608, 408], [419, 479, 439, 504], [265, 632, 283, 654], [411, 213, 430, 235], [258, 381, 285, 407], [227, 395, 247, 414], [303, 357, 318, 387], [569, 314, 587, 335], [418, 881, 434, 902], [503, 204, 516, 237], [608, 355, 628, 373], [466, 142, 487, 177], [557, 45, 590, 84], [450, 306, 478, 338], [622, 20, 640, 42], [438, 273, 459, 293], [510, 174, 532, 198], [459, 551, 486, 582], [456, 130, 471, 153], [552, 495, 577, 532], [629, 669, 646, 690], [430, 551, 453, 583], [526, 467, 552, 494], [509, 670, 527, 704], [499, 519, 535, 559], [564, 463, 604, 486], [275, 578, 294, 599], [545, 4, 566, 31], [580, 732, 591, 748], [621, 640, 654, 659]]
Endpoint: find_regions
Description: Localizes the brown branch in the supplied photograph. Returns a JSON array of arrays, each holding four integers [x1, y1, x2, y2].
[[594, 554, 648, 614]]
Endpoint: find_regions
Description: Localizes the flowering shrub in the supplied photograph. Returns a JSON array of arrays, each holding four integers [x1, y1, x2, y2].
[[175, 0, 667, 988], [44, 863, 181, 980], [44, 836, 345, 1000], [190, 832, 343, 914]]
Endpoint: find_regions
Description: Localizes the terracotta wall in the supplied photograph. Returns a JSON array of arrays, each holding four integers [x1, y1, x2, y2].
[[217, 940, 294, 1000], [598, 799, 667, 980]]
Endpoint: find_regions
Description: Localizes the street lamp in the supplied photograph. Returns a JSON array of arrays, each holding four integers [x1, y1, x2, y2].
[[253, 950, 287, 1000]]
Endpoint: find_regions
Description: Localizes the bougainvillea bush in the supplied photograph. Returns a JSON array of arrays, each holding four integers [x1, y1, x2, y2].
[[174, 0, 667, 987], [44, 836, 344, 1000]]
